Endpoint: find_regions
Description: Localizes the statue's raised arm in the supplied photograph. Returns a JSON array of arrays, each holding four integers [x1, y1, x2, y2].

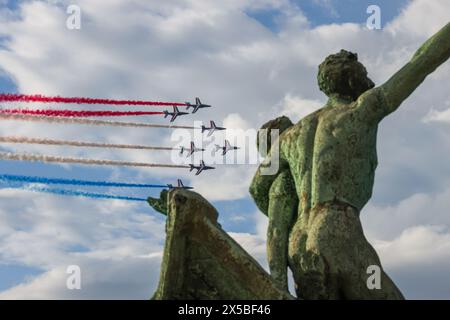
[[379, 22, 450, 117]]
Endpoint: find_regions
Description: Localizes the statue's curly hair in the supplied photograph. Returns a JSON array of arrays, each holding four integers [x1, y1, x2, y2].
[[317, 49, 375, 100]]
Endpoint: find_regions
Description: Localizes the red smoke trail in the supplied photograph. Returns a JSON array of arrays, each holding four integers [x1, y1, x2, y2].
[[0, 94, 186, 106], [0, 109, 164, 117], [0, 113, 198, 129]]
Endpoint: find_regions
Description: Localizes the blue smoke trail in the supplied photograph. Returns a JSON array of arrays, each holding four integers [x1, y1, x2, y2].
[[20, 185, 147, 202], [0, 174, 168, 189]]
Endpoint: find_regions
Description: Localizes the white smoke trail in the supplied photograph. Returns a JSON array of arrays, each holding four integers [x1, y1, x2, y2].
[[0, 113, 197, 129], [0, 136, 176, 151], [0, 152, 190, 169]]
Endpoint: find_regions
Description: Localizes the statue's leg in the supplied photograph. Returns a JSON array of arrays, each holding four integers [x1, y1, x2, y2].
[[267, 174, 297, 292], [288, 215, 339, 299], [307, 203, 404, 300]]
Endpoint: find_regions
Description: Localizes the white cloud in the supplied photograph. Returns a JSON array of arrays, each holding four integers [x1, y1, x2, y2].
[[0, 255, 162, 299], [229, 231, 267, 270], [223, 113, 251, 131], [278, 94, 323, 121], [361, 186, 450, 298], [423, 107, 450, 123], [373, 225, 450, 270], [369, 225, 450, 299], [192, 165, 254, 201], [362, 187, 450, 243], [0, 188, 165, 298], [386, 0, 450, 39]]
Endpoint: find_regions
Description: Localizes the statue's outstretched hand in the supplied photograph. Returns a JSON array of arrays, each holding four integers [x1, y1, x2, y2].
[[379, 22, 450, 117], [148, 189, 168, 216]]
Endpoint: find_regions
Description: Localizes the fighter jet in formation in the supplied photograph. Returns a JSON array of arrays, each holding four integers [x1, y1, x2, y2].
[[163, 106, 189, 122], [185, 97, 211, 114], [189, 160, 215, 175], [167, 179, 193, 190], [179, 142, 205, 157], [201, 121, 226, 137], [215, 140, 239, 156]]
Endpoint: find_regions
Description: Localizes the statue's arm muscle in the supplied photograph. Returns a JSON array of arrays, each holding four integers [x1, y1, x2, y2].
[[249, 150, 289, 216], [379, 22, 450, 117]]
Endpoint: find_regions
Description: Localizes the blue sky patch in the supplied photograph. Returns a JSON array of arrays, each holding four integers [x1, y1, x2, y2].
[[0, 263, 44, 291], [246, 0, 411, 30], [0, 70, 17, 93]]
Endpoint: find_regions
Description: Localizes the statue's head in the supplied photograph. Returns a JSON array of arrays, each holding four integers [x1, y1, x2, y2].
[[318, 49, 375, 101], [257, 116, 293, 155]]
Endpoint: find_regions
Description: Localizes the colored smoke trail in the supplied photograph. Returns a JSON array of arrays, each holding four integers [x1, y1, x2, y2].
[[0, 174, 168, 189], [0, 109, 164, 117], [0, 136, 176, 151], [19, 185, 147, 202], [0, 113, 197, 129], [0, 152, 190, 169], [0, 93, 186, 106]]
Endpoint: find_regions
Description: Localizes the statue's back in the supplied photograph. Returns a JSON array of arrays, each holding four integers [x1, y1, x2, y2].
[[282, 97, 379, 213]]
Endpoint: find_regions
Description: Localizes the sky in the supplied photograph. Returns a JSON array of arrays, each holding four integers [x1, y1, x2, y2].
[[0, 0, 449, 299]]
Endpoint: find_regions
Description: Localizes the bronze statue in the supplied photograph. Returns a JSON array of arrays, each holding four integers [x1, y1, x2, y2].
[[250, 22, 450, 299]]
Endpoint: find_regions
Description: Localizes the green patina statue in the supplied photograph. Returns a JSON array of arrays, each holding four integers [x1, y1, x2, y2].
[[149, 22, 450, 300], [250, 22, 450, 299]]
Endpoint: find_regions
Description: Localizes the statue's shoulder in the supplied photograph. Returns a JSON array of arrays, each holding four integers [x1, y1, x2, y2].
[[279, 108, 324, 152], [355, 87, 384, 106], [290, 107, 325, 130], [352, 87, 390, 123]]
